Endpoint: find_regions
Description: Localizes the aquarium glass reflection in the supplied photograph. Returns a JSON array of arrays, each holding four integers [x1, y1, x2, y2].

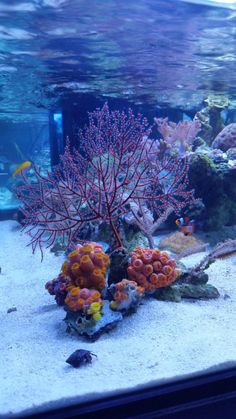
[[0, 0, 236, 417], [0, 113, 50, 212]]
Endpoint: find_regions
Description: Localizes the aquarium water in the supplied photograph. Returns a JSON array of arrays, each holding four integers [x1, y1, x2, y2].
[[0, 0, 236, 417]]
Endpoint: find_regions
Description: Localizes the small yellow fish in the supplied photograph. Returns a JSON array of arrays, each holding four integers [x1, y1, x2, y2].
[[12, 161, 31, 177]]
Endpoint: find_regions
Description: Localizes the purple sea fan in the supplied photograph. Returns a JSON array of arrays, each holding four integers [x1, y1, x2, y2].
[[154, 117, 201, 155], [15, 104, 196, 258], [15, 104, 154, 257]]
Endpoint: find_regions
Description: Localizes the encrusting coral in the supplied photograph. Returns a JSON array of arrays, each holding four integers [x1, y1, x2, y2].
[[158, 231, 208, 258], [127, 247, 181, 292], [45, 274, 68, 306], [108, 279, 144, 313]]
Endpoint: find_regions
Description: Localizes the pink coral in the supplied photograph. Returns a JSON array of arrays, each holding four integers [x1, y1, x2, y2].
[[154, 117, 201, 155], [127, 247, 180, 292]]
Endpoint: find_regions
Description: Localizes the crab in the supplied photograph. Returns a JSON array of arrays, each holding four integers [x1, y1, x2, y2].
[[66, 349, 97, 368]]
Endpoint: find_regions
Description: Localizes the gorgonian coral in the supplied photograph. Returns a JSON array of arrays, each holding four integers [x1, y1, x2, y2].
[[16, 103, 195, 257], [154, 116, 201, 156]]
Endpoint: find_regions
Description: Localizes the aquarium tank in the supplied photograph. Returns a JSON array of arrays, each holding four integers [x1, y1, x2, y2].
[[1, 0, 236, 418]]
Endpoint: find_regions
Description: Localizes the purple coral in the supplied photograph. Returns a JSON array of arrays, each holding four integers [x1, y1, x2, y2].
[[16, 104, 195, 256], [212, 123, 236, 151], [45, 274, 68, 306], [16, 104, 153, 255], [154, 117, 201, 155]]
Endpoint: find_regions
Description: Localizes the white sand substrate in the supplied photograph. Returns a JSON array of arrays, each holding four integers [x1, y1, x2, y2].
[[0, 220, 236, 417]]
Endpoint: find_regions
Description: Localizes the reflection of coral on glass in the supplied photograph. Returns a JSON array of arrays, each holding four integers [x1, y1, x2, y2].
[[15, 104, 195, 257]]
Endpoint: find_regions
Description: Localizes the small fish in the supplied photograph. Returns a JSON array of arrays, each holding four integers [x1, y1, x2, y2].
[[12, 161, 31, 177], [175, 217, 195, 235]]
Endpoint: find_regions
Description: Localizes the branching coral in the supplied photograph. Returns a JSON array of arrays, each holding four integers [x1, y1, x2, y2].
[[16, 104, 195, 258], [154, 117, 201, 155], [124, 153, 195, 248], [127, 247, 181, 292], [16, 103, 153, 255]]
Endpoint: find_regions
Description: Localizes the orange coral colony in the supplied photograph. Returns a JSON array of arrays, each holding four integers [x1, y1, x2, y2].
[[65, 286, 103, 320], [128, 247, 180, 292], [61, 242, 110, 291]]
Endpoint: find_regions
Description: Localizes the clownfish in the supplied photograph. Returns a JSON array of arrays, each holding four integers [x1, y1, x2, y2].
[[175, 217, 195, 235], [12, 161, 31, 177]]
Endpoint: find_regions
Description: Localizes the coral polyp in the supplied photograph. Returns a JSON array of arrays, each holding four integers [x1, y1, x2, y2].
[[45, 274, 68, 306], [62, 242, 110, 291], [128, 247, 180, 292], [65, 287, 103, 321], [108, 279, 144, 314], [45, 243, 183, 340]]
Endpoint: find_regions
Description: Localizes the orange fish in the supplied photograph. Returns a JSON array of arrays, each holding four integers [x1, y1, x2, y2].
[[12, 161, 31, 177], [175, 217, 195, 235]]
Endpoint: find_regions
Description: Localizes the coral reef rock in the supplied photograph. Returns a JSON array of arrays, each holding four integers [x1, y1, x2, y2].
[[212, 123, 236, 152], [108, 279, 144, 314], [188, 152, 236, 230], [176, 284, 220, 300], [153, 286, 182, 302], [64, 300, 122, 341], [108, 247, 130, 285]]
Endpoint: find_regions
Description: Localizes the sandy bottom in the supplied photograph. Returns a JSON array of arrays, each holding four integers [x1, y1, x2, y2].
[[0, 220, 236, 417]]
